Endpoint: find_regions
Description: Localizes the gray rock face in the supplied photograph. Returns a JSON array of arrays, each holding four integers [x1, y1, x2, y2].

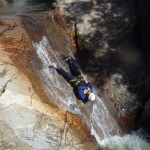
[[0, 121, 28, 150]]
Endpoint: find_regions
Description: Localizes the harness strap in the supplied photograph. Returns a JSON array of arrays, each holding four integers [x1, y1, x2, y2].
[[75, 80, 81, 86], [70, 76, 84, 86], [70, 79, 76, 82]]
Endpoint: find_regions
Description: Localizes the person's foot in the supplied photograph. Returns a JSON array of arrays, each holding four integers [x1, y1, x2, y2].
[[49, 63, 57, 68], [65, 56, 71, 62]]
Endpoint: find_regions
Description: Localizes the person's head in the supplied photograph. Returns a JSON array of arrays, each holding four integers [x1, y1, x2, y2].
[[88, 93, 95, 101], [84, 88, 95, 101]]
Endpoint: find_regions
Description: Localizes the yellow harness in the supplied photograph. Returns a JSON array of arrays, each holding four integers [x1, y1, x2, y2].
[[70, 76, 83, 86]]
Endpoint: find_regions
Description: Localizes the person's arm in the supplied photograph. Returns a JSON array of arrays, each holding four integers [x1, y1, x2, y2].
[[77, 86, 87, 100], [87, 82, 94, 93]]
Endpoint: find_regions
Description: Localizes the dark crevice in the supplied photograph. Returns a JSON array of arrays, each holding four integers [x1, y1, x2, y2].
[[133, 0, 150, 133], [0, 22, 17, 36], [59, 113, 67, 146], [0, 72, 19, 97], [74, 19, 80, 51], [0, 84, 6, 96]]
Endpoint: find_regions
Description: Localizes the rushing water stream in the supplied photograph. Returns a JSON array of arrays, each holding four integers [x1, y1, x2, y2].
[[1, 0, 150, 149]]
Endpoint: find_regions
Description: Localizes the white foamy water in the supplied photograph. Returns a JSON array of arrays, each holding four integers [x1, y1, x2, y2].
[[100, 134, 150, 150], [91, 98, 121, 138]]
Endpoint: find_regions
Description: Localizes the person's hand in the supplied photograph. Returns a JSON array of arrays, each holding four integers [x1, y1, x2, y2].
[[84, 89, 88, 94], [88, 87, 91, 91], [84, 88, 91, 94]]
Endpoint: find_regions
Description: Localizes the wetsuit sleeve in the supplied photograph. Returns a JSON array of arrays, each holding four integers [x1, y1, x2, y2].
[[76, 86, 87, 101], [87, 82, 94, 93]]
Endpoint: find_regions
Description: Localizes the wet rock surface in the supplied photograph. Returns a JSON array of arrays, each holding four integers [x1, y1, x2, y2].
[[0, 15, 100, 150], [56, 0, 150, 132], [21, 11, 121, 140]]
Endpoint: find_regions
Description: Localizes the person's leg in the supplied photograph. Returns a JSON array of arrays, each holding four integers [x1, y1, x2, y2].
[[55, 67, 77, 86], [55, 67, 72, 82], [67, 58, 81, 77]]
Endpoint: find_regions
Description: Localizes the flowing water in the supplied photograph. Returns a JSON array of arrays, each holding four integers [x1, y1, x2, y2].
[[100, 133, 150, 150], [1, 1, 150, 149], [0, 0, 54, 14]]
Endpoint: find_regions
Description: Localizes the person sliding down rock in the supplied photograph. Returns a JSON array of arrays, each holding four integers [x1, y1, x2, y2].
[[49, 57, 95, 103]]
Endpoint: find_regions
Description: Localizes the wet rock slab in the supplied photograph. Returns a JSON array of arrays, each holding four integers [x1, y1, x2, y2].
[[0, 15, 99, 150]]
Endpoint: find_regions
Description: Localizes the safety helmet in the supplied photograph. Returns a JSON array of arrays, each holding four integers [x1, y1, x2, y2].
[[88, 93, 96, 101]]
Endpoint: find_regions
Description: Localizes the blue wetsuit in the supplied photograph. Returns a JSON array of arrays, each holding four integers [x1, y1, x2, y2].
[[55, 59, 94, 103], [75, 82, 94, 103]]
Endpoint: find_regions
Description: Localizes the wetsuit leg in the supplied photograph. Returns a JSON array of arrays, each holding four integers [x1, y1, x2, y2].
[[56, 67, 74, 83], [67, 59, 81, 77]]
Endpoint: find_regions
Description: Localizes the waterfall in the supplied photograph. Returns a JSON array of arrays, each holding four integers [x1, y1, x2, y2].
[[32, 36, 121, 140]]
